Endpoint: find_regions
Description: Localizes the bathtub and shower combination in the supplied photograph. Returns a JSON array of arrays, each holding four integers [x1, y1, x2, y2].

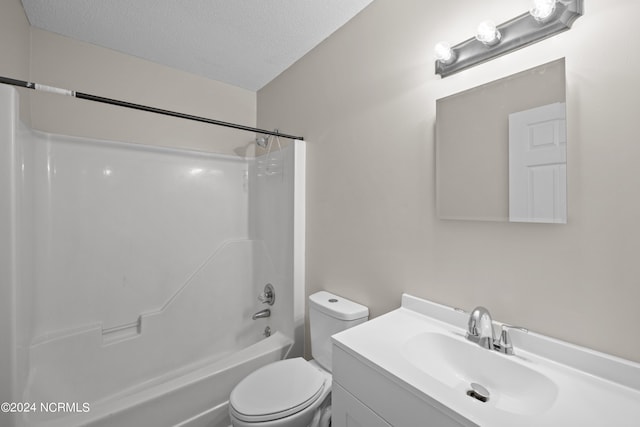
[[0, 85, 306, 427]]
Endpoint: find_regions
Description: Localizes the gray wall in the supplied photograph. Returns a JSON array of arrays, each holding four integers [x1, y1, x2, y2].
[[258, 0, 640, 362], [0, 0, 31, 121], [0, 0, 30, 76], [1, 0, 257, 155], [28, 28, 256, 155]]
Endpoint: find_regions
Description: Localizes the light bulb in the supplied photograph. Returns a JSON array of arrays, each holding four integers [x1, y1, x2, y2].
[[530, 0, 557, 22], [434, 42, 455, 64], [475, 20, 501, 46]]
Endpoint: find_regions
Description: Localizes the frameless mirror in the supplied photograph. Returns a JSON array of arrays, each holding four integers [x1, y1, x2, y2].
[[436, 58, 566, 223]]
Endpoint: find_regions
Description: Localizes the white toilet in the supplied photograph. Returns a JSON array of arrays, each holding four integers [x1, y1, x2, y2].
[[229, 291, 369, 427]]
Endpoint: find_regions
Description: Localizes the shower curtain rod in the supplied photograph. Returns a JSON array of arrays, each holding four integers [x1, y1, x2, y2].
[[0, 76, 304, 141]]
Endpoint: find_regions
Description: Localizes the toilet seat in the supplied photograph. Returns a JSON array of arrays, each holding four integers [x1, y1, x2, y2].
[[229, 358, 327, 423]]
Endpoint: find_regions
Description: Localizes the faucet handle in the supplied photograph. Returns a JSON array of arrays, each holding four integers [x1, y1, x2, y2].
[[258, 283, 275, 305], [495, 324, 528, 355]]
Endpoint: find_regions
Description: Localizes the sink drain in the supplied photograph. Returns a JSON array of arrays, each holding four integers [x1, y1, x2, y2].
[[466, 383, 490, 403]]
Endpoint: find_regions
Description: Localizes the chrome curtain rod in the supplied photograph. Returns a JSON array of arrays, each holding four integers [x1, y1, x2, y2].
[[0, 76, 304, 141]]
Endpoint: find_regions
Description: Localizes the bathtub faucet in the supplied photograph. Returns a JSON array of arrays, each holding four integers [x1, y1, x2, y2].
[[252, 308, 271, 320]]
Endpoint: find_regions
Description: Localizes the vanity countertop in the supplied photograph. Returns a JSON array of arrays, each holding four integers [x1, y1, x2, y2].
[[332, 294, 640, 427]]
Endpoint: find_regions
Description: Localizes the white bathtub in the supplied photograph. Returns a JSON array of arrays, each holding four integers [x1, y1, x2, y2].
[[22, 332, 292, 427]]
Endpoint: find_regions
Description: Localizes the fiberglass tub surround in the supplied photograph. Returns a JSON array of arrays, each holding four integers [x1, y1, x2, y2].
[[0, 85, 304, 427]]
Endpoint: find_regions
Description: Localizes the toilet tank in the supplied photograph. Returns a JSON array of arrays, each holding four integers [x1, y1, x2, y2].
[[309, 291, 369, 372]]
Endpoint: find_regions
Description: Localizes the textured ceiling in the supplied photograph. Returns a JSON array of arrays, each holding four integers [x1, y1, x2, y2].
[[20, 0, 374, 91]]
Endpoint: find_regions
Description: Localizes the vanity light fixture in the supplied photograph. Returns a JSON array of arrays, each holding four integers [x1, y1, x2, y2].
[[475, 21, 501, 46], [434, 41, 456, 65], [435, 0, 583, 78], [530, 0, 558, 22]]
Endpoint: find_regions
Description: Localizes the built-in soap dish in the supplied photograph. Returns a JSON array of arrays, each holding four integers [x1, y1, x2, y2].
[[102, 317, 142, 345], [466, 382, 490, 403]]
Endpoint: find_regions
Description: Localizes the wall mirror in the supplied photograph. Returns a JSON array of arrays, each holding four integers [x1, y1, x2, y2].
[[436, 58, 566, 223]]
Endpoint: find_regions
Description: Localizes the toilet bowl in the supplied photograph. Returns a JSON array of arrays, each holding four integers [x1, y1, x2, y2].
[[229, 358, 331, 427], [229, 291, 368, 427]]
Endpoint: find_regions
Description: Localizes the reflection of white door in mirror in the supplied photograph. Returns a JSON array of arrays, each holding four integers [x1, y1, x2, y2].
[[509, 102, 567, 223]]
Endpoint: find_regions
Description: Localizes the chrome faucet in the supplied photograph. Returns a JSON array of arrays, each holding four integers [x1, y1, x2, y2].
[[466, 306, 495, 349], [252, 308, 271, 320], [466, 306, 528, 355]]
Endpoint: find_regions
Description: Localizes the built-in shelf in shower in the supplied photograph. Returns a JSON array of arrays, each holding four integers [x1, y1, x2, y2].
[[102, 317, 142, 345]]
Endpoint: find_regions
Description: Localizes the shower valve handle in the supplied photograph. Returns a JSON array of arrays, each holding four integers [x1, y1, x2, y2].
[[258, 283, 275, 306]]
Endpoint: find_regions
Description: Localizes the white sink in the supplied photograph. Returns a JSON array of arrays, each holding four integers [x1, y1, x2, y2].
[[332, 294, 640, 427], [403, 332, 558, 415]]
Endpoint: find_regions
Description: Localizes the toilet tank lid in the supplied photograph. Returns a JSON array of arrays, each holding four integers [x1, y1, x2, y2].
[[309, 291, 369, 321]]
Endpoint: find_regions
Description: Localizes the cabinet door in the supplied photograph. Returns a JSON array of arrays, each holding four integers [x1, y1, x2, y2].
[[333, 383, 391, 427]]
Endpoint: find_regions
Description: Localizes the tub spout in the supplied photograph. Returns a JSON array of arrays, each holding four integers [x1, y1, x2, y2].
[[252, 308, 271, 320]]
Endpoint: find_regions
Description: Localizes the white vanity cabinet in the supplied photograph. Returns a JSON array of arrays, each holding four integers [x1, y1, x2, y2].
[[332, 345, 474, 427], [332, 383, 391, 427], [331, 294, 640, 427]]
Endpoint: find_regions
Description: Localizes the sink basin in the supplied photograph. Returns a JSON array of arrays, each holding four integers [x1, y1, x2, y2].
[[403, 332, 558, 415], [333, 294, 640, 426]]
